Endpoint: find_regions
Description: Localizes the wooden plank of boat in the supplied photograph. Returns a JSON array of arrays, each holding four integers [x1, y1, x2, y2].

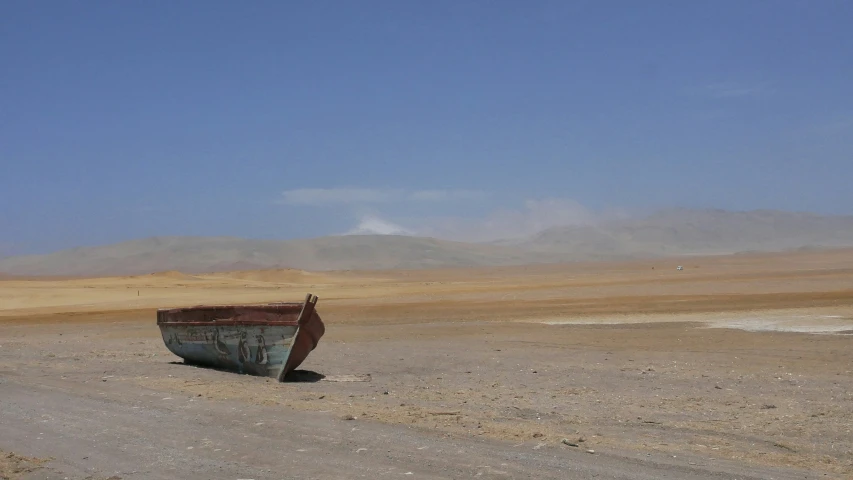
[[156, 293, 325, 381]]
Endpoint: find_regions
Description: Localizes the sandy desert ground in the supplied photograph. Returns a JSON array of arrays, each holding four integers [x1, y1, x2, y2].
[[1, 248, 852, 479]]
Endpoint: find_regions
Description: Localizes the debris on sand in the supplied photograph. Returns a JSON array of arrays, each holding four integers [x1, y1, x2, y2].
[[773, 442, 796, 452], [562, 439, 579, 447], [0, 450, 50, 478]]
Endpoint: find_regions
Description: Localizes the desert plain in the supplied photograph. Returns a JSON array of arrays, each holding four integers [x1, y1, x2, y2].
[[1, 248, 852, 479]]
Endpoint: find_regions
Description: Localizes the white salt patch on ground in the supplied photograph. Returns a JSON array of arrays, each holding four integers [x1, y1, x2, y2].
[[704, 316, 853, 334], [537, 310, 853, 334]]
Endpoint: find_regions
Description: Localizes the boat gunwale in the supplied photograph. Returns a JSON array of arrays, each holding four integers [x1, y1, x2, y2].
[[156, 319, 303, 327], [156, 302, 305, 313]]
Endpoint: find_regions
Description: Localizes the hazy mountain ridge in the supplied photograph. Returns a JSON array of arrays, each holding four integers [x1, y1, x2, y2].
[[522, 208, 853, 255], [0, 235, 565, 276], [2, 209, 853, 276]]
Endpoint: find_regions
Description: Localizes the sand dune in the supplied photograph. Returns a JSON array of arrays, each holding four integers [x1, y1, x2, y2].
[[131, 270, 201, 280], [209, 268, 336, 283], [3, 247, 853, 320]]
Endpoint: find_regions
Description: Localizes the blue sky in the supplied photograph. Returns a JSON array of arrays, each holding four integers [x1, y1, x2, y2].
[[2, 1, 852, 255]]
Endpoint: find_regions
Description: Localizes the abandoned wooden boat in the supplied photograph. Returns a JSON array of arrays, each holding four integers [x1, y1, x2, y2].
[[156, 293, 324, 381]]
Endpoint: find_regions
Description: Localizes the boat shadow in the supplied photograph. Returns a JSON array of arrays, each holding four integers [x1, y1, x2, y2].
[[282, 370, 326, 383], [167, 361, 326, 383]]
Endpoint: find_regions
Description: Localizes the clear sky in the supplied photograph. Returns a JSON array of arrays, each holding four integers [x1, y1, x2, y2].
[[2, 1, 852, 255]]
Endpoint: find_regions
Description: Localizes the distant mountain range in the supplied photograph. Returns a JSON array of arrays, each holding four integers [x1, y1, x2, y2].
[[515, 208, 853, 255], [2, 208, 853, 276]]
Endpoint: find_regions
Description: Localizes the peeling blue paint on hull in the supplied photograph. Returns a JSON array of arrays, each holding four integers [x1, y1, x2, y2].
[[160, 324, 300, 379]]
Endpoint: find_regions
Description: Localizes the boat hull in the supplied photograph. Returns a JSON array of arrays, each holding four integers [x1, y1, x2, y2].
[[157, 295, 324, 381], [159, 323, 300, 379]]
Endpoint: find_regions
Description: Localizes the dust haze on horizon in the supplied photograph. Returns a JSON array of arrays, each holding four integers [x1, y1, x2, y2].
[[3, 206, 853, 277]]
